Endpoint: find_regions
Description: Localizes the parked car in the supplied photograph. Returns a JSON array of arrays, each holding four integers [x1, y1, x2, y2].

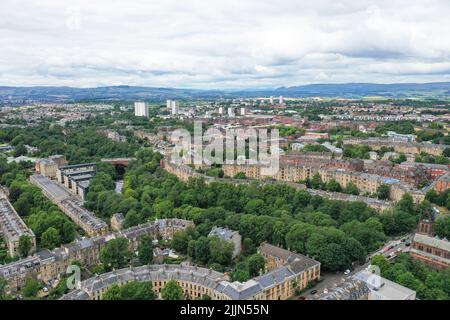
[[344, 269, 351, 275], [297, 296, 306, 300], [310, 290, 318, 295]]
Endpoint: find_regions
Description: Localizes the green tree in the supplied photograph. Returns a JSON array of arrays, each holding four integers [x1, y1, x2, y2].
[[161, 279, 184, 300], [377, 184, 390, 200], [102, 284, 122, 300], [100, 237, 131, 270], [234, 172, 246, 179], [41, 227, 61, 249], [311, 173, 324, 189], [137, 236, 154, 265], [18, 235, 33, 258], [247, 254, 265, 277], [434, 216, 450, 239], [326, 179, 342, 192], [0, 278, 7, 300], [22, 277, 41, 298], [344, 182, 359, 195]]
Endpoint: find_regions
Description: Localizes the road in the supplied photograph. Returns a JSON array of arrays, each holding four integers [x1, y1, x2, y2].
[[301, 234, 413, 299]]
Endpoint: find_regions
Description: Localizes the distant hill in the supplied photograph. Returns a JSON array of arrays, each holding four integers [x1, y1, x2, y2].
[[1, 82, 450, 105]]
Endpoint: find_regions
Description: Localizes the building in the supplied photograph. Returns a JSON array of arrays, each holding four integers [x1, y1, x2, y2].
[[386, 131, 417, 142], [227, 107, 235, 118], [61, 242, 320, 301], [111, 213, 125, 231], [435, 173, 450, 193], [35, 155, 68, 178], [279, 96, 284, 104], [0, 196, 36, 257], [208, 227, 242, 258], [353, 270, 416, 300], [0, 219, 193, 294], [30, 174, 108, 237], [240, 107, 246, 116], [170, 100, 179, 115], [298, 132, 329, 142], [134, 102, 149, 117], [56, 163, 97, 200]]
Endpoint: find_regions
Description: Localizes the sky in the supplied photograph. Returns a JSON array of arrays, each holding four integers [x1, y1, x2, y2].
[[1, 0, 450, 89]]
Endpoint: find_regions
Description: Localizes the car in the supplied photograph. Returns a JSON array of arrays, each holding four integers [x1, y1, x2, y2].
[[297, 296, 306, 300], [405, 242, 411, 246], [344, 269, 351, 275], [310, 290, 318, 295]]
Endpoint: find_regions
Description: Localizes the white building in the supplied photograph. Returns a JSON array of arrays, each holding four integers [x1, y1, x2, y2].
[[240, 107, 246, 116], [269, 96, 274, 104], [170, 100, 179, 115], [354, 270, 416, 300], [134, 102, 148, 117], [279, 96, 284, 104], [227, 107, 235, 118], [218, 107, 224, 115]]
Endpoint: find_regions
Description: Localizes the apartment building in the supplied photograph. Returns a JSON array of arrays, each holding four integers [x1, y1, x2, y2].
[[30, 174, 108, 237], [61, 243, 320, 301], [343, 138, 446, 156], [56, 163, 97, 200], [0, 196, 36, 257], [35, 155, 68, 178], [0, 219, 194, 293]]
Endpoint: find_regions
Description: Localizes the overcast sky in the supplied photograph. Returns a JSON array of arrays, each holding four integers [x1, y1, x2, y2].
[[1, 0, 450, 89]]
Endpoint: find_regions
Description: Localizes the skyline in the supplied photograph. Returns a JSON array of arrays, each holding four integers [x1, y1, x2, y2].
[[1, 0, 450, 89]]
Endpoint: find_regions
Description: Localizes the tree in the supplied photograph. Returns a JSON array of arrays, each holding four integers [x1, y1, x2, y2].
[[397, 193, 415, 213], [208, 236, 234, 266], [41, 227, 61, 249], [102, 284, 122, 300], [18, 235, 32, 258], [247, 254, 265, 277], [434, 216, 450, 239], [61, 221, 76, 243], [23, 277, 41, 298], [138, 236, 154, 265], [311, 173, 323, 189], [14, 143, 27, 157], [0, 278, 7, 300], [443, 147, 450, 158], [124, 210, 142, 228], [234, 172, 246, 179], [100, 237, 131, 270], [161, 279, 184, 300], [345, 182, 359, 195], [377, 184, 390, 200], [103, 281, 156, 300], [326, 179, 342, 192]]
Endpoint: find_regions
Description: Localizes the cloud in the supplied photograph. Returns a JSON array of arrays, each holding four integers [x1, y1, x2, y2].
[[0, 0, 450, 88]]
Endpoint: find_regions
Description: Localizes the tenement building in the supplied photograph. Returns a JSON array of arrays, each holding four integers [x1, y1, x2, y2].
[[30, 174, 108, 237], [0, 219, 193, 294], [0, 194, 36, 257], [61, 243, 320, 300]]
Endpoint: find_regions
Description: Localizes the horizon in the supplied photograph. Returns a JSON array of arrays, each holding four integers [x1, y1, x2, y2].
[[1, 1, 450, 88], [1, 80, 450, 91]]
